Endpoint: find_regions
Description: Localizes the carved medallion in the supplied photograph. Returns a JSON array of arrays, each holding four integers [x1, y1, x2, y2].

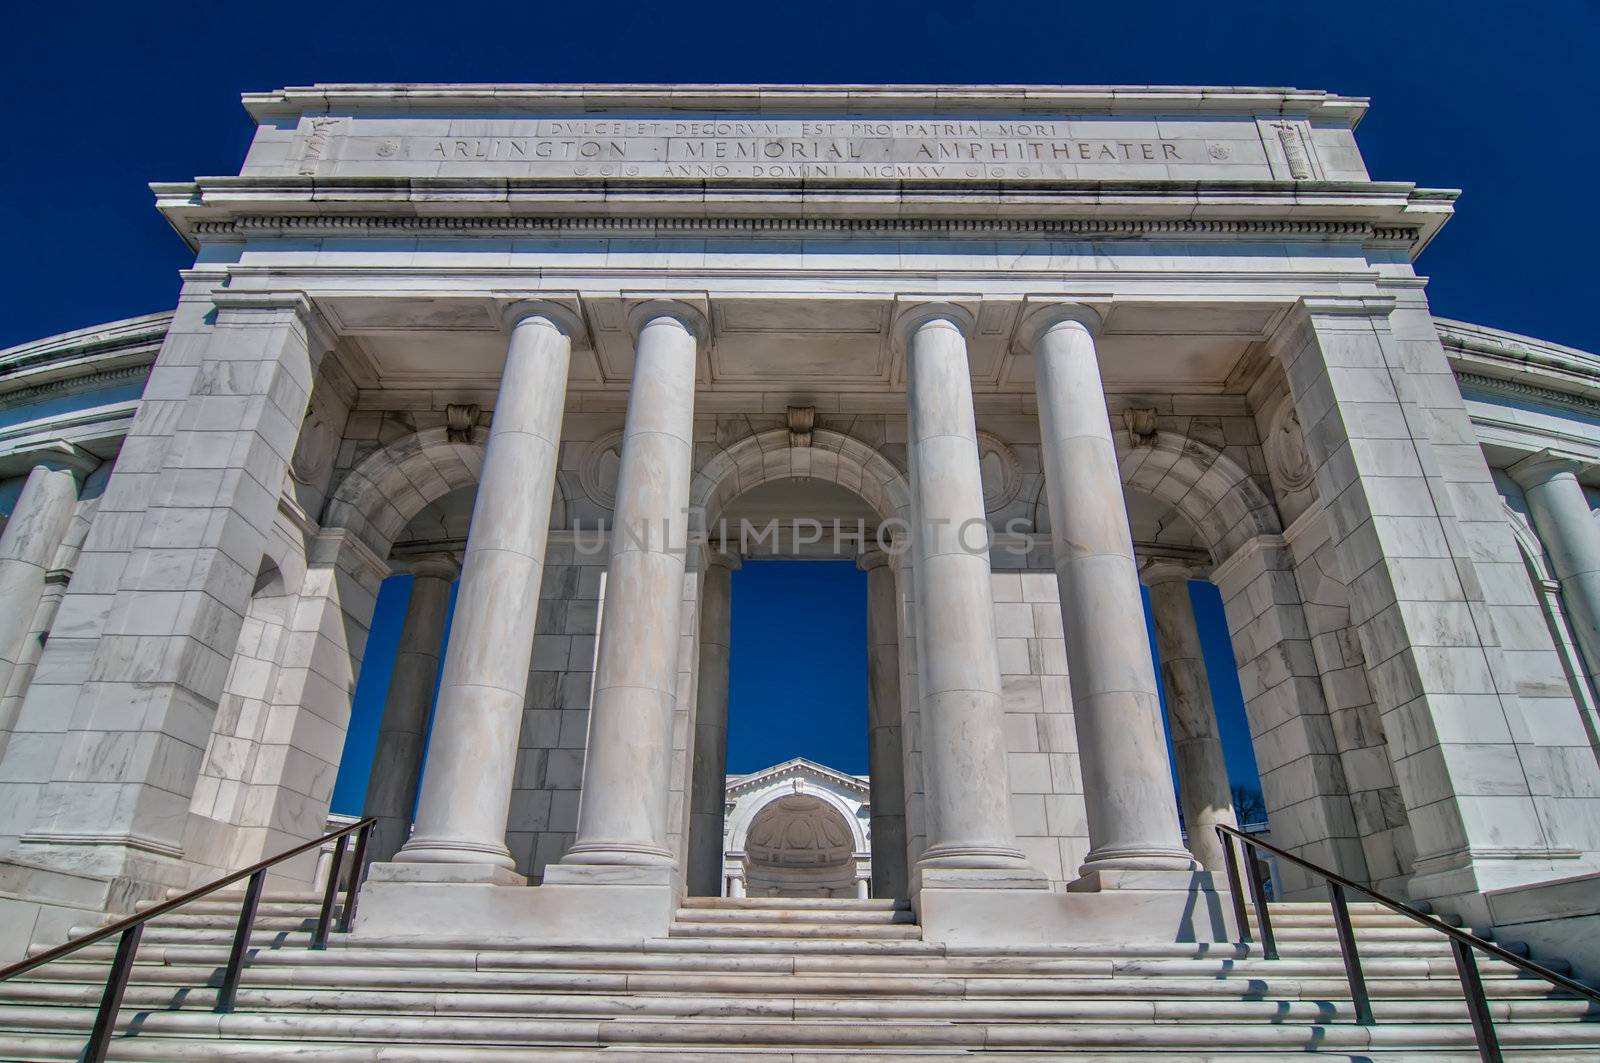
[[1265, 401, 1316, 492], [290, 401, 336, 488], [579, 429, 626, 510], [975, 431, 1023, 512]]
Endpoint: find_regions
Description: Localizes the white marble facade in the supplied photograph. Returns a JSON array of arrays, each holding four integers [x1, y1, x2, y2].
[[1, 82, 1599, 959]]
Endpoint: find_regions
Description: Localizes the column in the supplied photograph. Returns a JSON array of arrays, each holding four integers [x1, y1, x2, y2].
[[0, 447, 91, 751], [901, 306, 1039, 878], [0, 568, 71, 762], [860, 547, 908, 898], [1142, 559, 1238, 875], [688, 548, 739, 895], [1511, 451, 1600, 688], [361, 554, 458, 864], [395, 305, 573, 879], [1025, 306, 1195, 876], [564, 303, 702, 868]]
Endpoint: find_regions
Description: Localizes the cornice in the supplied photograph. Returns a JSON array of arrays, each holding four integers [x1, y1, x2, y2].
[[0, 311, 169, 394], [1439, 318, 1600, 412], [1456, 371, 1600, 415], [241, 83, 1370, 125], [0, 364, 150, 407], [155, 176, 1447, 256], [178, 212, 1423, 247]]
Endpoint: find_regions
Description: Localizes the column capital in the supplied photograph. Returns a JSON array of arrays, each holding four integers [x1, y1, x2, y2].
[[626, 299, 709, 344], [1509, 448, 1586, 489], [1139, 554, 1209, 587], [892, 301, 976, 346], [1017, 303, 1105, 351], [9, 440, 99, 480], [402, 553, 462, 583], [501, 298, 588, 343]]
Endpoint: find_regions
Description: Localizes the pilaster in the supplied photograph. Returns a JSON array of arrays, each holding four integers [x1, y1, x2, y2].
[[1275, 297, 1600, 918]]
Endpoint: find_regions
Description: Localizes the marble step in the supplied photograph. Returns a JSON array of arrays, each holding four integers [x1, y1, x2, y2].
[[666, 922, 921, 940], [4, 978, 1596, 1025], [165, 889, 332, 905], [2, 1006, 1598, 1051], [16, 959, 1584, 1001], [31, 938, 1559, 982], [671, 907, 917, 925], [135, 899, 333, 918], [3, 1039, 1596, 1063], [1244, 912, 1460, 929], [680, 897, 907, 910], [135, 913, 323, 932], [53, 930, 1530, 967]]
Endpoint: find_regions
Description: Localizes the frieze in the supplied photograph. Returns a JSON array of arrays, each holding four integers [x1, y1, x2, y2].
[[285, 116, 1280, 181]]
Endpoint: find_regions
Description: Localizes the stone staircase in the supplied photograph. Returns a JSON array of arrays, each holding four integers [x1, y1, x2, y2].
[[0, 892, 1596, 1060]]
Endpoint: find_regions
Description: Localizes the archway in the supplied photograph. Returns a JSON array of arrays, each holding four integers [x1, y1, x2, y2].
[[742, 793, 863, 897], [687, 429, 911, 898]]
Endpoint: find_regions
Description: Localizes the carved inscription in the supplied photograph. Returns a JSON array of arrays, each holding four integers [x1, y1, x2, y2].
[[348, 119, 1200, 179]]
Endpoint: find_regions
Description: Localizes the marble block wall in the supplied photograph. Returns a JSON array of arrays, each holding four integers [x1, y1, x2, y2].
[[507, 536, 606, 880], [990, 557, 1089, 885], [1284, 505, 1416, 896]]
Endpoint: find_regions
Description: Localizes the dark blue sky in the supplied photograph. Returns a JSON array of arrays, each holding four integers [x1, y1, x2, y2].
[[2, 1, 1595, 351]]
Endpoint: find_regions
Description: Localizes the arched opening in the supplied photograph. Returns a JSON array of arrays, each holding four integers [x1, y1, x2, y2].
[[742, 793, 861, 897], [686, 434, 911, 899]]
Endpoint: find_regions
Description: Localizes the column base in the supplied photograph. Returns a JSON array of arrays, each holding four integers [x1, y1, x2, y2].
[[1079, 844, 1199, 875], [917, 868, 1232, 946], [366, 860, 527, 887], [915, 865, 1051, 891], [353, 862, 676, 943], [560, 842, 676, 867]]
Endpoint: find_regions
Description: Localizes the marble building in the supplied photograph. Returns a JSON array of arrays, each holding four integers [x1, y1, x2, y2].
[[0, 82, 1598, 972], [720, 758, 874, 900]]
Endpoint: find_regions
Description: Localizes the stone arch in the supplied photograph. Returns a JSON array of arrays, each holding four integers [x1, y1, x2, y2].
[[1032, 432, 1281, 565], [726, 778, 871, 857], [691, 427, 912, 532], [323, 426, 567, 560]]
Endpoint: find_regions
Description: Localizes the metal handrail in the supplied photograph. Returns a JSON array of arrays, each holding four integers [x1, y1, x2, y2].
[[0, 816, 375, 1063], [1216, 823, 1600, 1063]]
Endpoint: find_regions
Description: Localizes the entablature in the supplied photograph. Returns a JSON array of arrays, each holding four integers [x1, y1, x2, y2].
[[153, 177, 1451, 259]]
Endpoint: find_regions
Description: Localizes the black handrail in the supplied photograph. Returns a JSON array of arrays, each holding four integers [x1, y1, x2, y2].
[[1216, 823, 1600, 1063], [0, 817, 375, 1063]]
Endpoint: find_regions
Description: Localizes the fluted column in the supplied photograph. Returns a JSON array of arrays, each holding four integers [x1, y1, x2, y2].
[[901, 306, 1038, 879], [1025, 306, 1195, 877], [1511, 451, 1600, 689], [362, 554, 459, 864], [688, 547, 740, 895], [395, 305, 574, 879], [1142, 559, 1237, 875], [564, 303, 702, 868], [860, 547, 908, 898], [0, 446, 92, 754]]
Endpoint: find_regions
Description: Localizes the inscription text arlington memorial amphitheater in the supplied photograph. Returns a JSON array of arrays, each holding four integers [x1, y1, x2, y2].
[[1, 83, 1599, 1057]]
